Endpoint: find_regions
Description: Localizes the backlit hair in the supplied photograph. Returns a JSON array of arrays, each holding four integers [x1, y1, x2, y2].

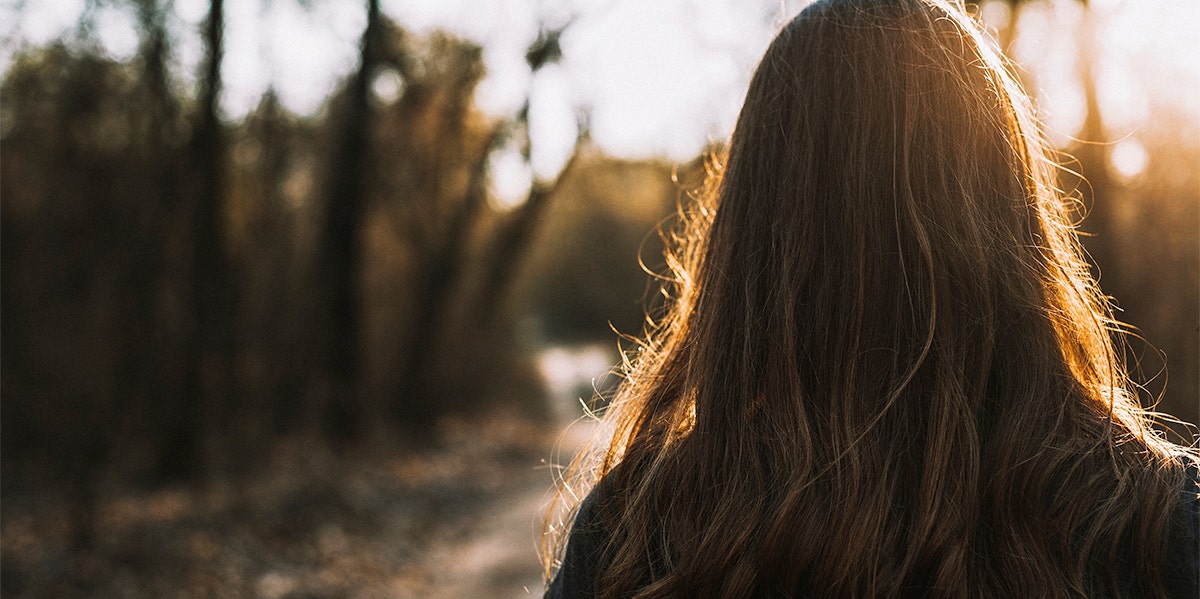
[[544, 0, 1194, 596]]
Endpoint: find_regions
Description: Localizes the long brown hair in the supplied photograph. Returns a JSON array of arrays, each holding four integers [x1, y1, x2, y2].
[[544, 0, 1195, 596]]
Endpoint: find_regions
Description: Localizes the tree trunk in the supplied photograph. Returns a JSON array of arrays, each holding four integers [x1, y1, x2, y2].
[[166, 0, 235, 480], [316, 0, 380, 442], [392, 129, 498, 422]]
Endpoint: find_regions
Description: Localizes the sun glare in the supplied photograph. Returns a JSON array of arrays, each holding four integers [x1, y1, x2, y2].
[[488, 143, 533, 211], [1110, 138, 1149, 181]]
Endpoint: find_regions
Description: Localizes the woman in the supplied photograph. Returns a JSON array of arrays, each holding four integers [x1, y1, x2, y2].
[[543, 0, 1199, 597]]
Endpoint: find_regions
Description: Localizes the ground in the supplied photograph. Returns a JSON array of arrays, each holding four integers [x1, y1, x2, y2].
[[1, 416, 595, 598]]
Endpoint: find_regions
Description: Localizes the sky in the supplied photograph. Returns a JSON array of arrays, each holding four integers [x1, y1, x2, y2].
[[2, 0, 1198, 182]]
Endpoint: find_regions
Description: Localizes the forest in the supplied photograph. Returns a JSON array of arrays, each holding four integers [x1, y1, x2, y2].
[[1, 0, 1197, 596]]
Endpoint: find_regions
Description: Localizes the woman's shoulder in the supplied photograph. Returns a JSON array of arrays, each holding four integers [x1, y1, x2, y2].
[[544, 483, 613, 599], [1161, 455, 1199, 597]]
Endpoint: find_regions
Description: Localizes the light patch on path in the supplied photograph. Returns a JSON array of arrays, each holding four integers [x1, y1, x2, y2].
[[401, 418, 598, 599]]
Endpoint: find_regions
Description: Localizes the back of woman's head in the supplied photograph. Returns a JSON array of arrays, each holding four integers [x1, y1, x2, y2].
[[547, 0, 1195, 597]]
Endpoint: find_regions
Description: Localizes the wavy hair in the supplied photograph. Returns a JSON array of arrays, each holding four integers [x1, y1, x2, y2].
[[544, 0, 1194, 596]]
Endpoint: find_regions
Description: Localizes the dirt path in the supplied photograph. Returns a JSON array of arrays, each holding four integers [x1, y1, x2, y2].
[[411, 467, 551, 598], [406, 416, 595, 599], [0, 416, 596, 598]]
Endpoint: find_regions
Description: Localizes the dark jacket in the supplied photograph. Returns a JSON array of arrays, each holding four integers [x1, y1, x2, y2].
[[545, 483, 609, 599], [546, 464, 1200, 598]]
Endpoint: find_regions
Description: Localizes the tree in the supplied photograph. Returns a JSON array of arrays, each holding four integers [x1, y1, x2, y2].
[[315, 0, 382, 440], [382, 24, 586, 424]]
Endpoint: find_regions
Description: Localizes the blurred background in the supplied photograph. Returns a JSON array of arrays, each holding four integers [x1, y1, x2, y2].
[[1, 0, 1196, 596]]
